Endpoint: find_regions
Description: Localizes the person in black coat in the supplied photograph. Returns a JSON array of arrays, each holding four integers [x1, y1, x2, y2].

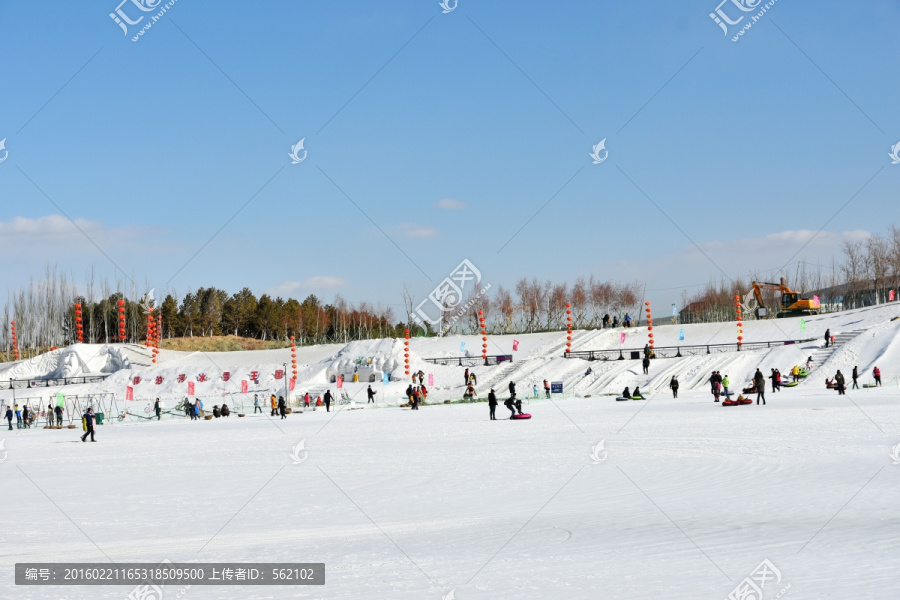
[[504, 394, 516, 419], [852, 365, 859, 389], [508, 381, 516, 396], [754, 369, 766, 405], [323, 390, 332, 413], [54, 404, 63, 426], [278, 396, 287, 419], [5, 406, 12, 430], [824, 328, 831, 348], [367, 385, 376, 404], [154, 398, 161, 420], [221, 403, 230, 417], [81, 408, 96, 442], [642, 356, 650, 375], [834, 370, 846, 395], [488, 389, 498, 420], [669, 376, 679, 398]]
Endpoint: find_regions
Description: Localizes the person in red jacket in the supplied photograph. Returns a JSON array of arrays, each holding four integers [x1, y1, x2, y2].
[[873, 366, 882, 386]]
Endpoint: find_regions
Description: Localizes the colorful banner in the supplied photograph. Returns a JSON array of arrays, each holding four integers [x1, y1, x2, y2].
[[428, 373, 434, 386], [289, 378, 296, 391], [187, 381, 195, 395], [274, 369, 284, 380], [132, 376, 141, 385], [336, 376, 343, 389], [679, 329, 684, 341], [383, 372, 390, 385], [620, 332, 626, 344], [241, 380, 248, 394], [672, 304, 677, 316], [512, 340, 519, 351], [800, 319, 806, 331], [177, 374, 185, 383], [890, 290, 896, 302], [460, 341, 465, 353], [222, 371, 231, 382], [125, 386, 134, 400], [56, 392, 65, 407]]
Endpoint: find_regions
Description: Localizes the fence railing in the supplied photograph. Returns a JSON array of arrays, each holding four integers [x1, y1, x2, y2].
[[564, 338, 816, 361], [0, 374, 112, 390], [422, 354, 514, 367]]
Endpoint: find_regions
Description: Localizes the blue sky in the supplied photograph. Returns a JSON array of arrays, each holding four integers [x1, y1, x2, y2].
[[0, 0, 897, 314]]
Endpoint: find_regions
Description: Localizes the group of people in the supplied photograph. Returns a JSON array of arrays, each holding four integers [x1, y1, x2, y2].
[[708, 371, 731, 402], [488, 380, 524, 419], [599, 313, 633, 328], [405, 384, 427, 409], [5, 402, 65, 429]]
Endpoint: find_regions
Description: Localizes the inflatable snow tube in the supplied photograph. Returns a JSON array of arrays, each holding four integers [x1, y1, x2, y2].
[[631, 395, 645, 400], [782, 381, 798, 388], [797, 369, 810, 378], [615, 397, 631, 401], [511, 413, 532, 420], [742, 387, 757, 394]]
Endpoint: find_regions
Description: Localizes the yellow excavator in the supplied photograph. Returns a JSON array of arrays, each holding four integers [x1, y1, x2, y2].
[[751, 278, 820, 318]]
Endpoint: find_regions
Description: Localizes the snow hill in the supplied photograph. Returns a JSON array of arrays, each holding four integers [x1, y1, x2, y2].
[[1, 304, 897, 415]]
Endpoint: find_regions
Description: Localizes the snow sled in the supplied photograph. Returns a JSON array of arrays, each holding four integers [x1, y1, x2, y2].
[[742, 386, 758, 394], [782, 381, 798, 388], [511, 413, 532, 420], [722, 395, 753, 406], [631, 395, 645, 400], [797, 368, 810, 378], [616, 397, 631, 401]]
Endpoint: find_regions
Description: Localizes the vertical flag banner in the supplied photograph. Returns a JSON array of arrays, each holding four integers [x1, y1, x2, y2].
[[241, 380, 248, 394], [428, 373, 434, 386], [800, 319, 806, 331], [274, 369, 284, 380], [679, 329, 684, 341], [890, 290, 896, 302], [187, 381, 195, 395], [336, 376, 343, 389], [289, 378, 296, 391], [125, 386, 134, 400], [512, 340, 519, 351], [620, 332, 626, 344], [672, 304, 677, 317], [460, 341, 466, 353], [383, 372, 390, 385]]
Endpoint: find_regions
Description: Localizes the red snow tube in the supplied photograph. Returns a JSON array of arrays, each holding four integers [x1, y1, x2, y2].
[[511, 413, 532, 420]]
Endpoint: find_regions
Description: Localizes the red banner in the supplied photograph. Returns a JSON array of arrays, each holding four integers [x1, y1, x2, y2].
[[177, 374, 185, 383], [132, 376, 141, 385], [187, 381, 195, 396], [336, 376, 343, 389], [125, 386, 134, 400], [891, 290, 896, 302], [512, 339, 519, 351], [241, 380, 248, 393], [250, 370, 259, 382], [274, 369, 284, 380], [155, 376, 163, 385], [288, 378, 296, 391], [222, 371, 230, 382]]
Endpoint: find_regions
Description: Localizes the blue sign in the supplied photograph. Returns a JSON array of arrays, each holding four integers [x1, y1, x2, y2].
[[679, 328, 684, 341], [460, 341, 466, 353], [383, 372, 390, 385], [551, 382, 563, 394]]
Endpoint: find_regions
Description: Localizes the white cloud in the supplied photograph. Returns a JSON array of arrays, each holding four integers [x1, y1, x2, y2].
[[398, 222, 438, 238], [0, 214, 151, 252], [434, 198, 468, 210], [266, 276, 347, 297]]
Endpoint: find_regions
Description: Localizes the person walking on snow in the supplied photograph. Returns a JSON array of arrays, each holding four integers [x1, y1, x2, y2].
[[81, 407, 96, 442], [464, 368, 469, 386], [543, 379, 550, 399], [769, 369, 779, 393], [824, 329, 831, 348], [304, 392, 311, 408], [154, 398, 161, 420], [722, 374, 731, 398], [834, 370, 846, 395], [642, 356, 650, 375], [278, 396, 287, 419], [54, 403, 63, 426], [873, 366, 882, 386], [367, 385, 376, 404], [754, 369, 766, 405], [14, 404, 22, 429], [254, 394, 262, 413], [5, 406, 12, 430], [624, 314, 632, 328], [806, 356, 814, 372], [21, 405, 29, 429], [670, 376, 679, 398], [46, 403, 54, 427], [488, 389, 497, 420], [533, 383, 539, 398], [270, 394, 277, 416], [323, 390, 332, 412], [851, 366, 859, 389]]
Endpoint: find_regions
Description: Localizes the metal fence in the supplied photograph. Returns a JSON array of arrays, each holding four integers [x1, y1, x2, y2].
[[0, 374, 112, 390], [564, 338, 815, 361], [422, 354, 514, 367]]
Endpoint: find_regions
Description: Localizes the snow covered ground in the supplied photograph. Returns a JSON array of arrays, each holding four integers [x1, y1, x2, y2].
[[1, 304, 899, 599]]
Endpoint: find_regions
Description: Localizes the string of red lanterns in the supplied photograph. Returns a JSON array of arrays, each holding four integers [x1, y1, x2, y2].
[[645, 301, 654, 350], [10, 321, 19, 360], [117, 299, 126, 342], [735, 295, 743, 350], [404, 329, 410, 376], [290, 335, 297, 381], [152, 314, 161, 363], [479, 310, 487, 361], [565, 303, 573, 354], [74, 302, 83, 343]]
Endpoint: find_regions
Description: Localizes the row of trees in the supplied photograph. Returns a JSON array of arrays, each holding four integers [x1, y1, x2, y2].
[[678, 227, 900, 323]]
